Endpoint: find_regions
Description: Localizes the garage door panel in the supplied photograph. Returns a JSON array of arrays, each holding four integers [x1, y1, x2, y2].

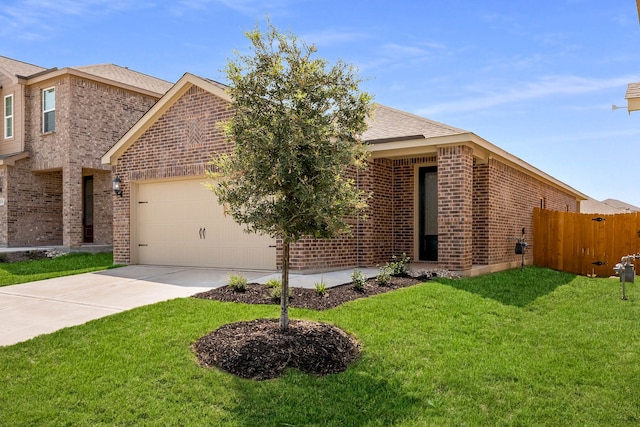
[[135, 179, 276, 269]]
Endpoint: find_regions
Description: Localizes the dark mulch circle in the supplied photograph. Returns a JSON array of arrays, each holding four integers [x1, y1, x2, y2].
[[192, 318, 361, 380]]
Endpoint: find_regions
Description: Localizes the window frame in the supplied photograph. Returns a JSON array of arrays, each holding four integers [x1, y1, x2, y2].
[[4, 94, 14, 139], [42, 86, 55, 133]]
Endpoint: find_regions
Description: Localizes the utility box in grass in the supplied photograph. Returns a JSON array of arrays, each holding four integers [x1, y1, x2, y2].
[[614, 263, 635, 283]]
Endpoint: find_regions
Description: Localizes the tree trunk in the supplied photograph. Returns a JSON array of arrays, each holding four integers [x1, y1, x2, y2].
[[280, 240, 290, 331]]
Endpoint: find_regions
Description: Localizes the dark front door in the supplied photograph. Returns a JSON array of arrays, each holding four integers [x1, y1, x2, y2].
[[418, 166, 437, 261], [83, 176, 94, 243]]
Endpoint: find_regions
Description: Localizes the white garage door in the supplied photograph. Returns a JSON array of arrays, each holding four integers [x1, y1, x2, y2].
[[135, 179, 276, 269]]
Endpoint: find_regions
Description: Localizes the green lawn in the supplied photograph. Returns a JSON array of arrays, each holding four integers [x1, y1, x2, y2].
[[0, 252, 115, 286], [0, 266, 638, 426]]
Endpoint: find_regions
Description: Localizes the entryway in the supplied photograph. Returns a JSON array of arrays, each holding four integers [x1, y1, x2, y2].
[[418, 166, 438, 261], [83, 176, 94, 243]]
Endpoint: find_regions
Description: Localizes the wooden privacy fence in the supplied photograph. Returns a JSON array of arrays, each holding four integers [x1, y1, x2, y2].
[[533, 208, 640, 277]]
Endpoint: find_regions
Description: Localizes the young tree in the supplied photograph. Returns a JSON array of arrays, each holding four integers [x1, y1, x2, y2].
[[210, 22, 372, 331]]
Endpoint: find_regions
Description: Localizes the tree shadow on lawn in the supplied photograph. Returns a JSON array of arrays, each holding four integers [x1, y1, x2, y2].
[[228, 366, 424, 426], [438, 266, 577, 307]]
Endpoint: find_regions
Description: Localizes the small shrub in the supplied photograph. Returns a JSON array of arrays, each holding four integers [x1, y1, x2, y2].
[[314, 280, 328, 296], [376, 265, 392, 286], [389, 253, 411, 276], [351, 268, 367, 291], [265, 278, 281, 289], [270, 285, 291, 301], [228, 274, 248, 292]]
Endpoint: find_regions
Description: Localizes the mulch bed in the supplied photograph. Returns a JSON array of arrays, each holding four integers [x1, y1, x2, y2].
[[193, 318, 360, 380], [192, 271, 455, 380], [0, 249, 66, 263], [192, 275, 431, 311]]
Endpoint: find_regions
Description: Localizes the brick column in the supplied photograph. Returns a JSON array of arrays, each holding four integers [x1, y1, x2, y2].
[[112, 167, 130, 264], [62, 166, 83, 247], [438, 145, 473, 272], [472, 162, 489, 265]]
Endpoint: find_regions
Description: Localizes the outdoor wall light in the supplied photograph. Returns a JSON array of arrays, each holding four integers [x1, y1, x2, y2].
[[112, 176, 123, 197]]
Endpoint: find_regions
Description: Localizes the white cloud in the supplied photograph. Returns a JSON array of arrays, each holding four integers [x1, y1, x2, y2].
[[173, 0, 295, 16], [0, 0, 153, 39], [417, 75, 639, 116], [355, 39, 449, 75], [299, 29, 370, 47]]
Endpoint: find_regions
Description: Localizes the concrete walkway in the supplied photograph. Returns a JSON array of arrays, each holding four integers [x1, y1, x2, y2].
[[0, 265, 378, 347]]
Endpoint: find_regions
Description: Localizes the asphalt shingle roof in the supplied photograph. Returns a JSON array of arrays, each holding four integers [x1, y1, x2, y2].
[[71, 64, 173, 95], [625, 82, 640, 99], [0, 55, 47, 78], [363, 103, 469, 143], [0, 56, 172, 95]]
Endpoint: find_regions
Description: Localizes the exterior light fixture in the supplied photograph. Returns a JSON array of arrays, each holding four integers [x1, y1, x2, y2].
[[112, 176, 123, 197]]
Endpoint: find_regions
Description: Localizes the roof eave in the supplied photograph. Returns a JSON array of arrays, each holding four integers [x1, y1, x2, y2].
[[0, 151, 29, 166], [22, 67, 168, 98], [369, 132, 588, 201]]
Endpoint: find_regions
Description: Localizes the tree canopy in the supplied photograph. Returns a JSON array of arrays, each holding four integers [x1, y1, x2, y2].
[[210, 22, 373, 329]]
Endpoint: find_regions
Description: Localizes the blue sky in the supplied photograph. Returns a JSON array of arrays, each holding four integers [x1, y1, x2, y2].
[[2, 0, 640, 205]]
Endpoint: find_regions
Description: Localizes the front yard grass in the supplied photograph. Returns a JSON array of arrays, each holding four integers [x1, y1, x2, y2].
[[0, 252, 115, 287], [0, 266, 638, 426]]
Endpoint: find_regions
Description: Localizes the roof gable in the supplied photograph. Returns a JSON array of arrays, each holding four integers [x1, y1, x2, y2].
[[102, 73, 230, 165]]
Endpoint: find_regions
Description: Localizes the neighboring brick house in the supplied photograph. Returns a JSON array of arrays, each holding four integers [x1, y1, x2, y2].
[[103, 73, 587, 275], [0, 56, 172, 248]]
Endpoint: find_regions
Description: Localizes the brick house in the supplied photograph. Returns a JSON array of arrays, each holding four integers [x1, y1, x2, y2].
[[0, 56, 172, 248], [103, 73, 587, 275]]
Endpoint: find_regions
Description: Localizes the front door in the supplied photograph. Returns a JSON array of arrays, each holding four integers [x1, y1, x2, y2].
[[83, 176, 94, 243], [418, 167, 437, 261]]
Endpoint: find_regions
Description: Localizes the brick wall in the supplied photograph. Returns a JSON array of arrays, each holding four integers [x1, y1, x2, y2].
[[285, 164, 370, 271], [6, 162, 63, 246], [485, 158, 576, 266], [89, 170, 113, 245], [364, 159, 393, 265]]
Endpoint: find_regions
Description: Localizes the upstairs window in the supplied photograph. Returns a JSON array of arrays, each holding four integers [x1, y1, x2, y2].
[[4, 94, 13, 139], [42, 87, 55, 133]]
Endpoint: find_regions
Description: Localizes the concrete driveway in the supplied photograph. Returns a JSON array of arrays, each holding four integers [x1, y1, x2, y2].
[[0, 265, 377, 347]]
